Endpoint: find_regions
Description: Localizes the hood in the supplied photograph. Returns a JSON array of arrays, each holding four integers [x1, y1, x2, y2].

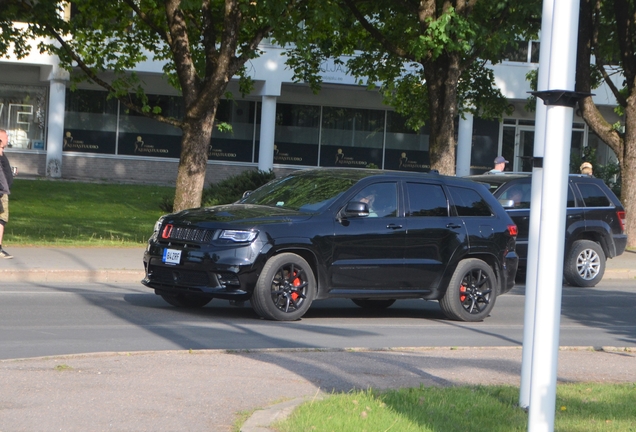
[[165, 204, 314, 227]]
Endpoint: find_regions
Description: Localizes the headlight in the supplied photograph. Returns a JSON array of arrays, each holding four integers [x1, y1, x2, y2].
[[217, 229, 259, 242]]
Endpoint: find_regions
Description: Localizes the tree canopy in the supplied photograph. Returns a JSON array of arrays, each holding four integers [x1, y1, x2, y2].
[[280, 0, 542, 174], [1, 0, 304, 211]]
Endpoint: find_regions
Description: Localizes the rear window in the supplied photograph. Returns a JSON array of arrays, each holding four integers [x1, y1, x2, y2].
[[406, 183, 448, 217], [448, 186, 494, 217], [577, 183, 612, 207]]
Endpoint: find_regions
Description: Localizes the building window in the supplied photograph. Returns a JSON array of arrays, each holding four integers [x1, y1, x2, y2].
[[118, 94, 183, 158], [470, 118, 500, 173], [215, 99, 256, 163], [0, 84, 46, 150], [64, 88, 118, 154], [503, 41, 540, 63], [384, 111, 430, 171], [320, 107, 385, 168], [272, 103, 321, 166]]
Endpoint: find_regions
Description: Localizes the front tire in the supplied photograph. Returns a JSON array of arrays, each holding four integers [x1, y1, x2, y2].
[[564, 240, 606, 287], [251, 253, 316, 321], [439, 259, 497, 322]]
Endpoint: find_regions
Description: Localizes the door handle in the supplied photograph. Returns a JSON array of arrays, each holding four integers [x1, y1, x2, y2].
[[387, 224, 403, 230], [446, 223, 462, 229]]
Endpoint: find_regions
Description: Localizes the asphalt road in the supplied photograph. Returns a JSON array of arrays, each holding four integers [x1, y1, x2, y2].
[[1, 280, 634, 360]]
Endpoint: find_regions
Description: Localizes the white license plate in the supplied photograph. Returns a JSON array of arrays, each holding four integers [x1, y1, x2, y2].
[[162, 248, 182, 265]]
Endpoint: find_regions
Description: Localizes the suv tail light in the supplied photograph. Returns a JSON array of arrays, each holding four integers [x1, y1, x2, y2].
[[617, 211, 626, 232], [508, 225, 518, 236]]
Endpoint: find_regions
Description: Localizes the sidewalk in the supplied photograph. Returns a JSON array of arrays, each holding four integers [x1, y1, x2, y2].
[[1, 245, 635, 283], [1, 246, 634, 431], [0, 246, 146, 283], [0, 347, 635, 431]]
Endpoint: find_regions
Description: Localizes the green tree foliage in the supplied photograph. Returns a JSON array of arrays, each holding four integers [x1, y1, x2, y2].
[[202, 169, 276, 206], [575, 0, 636, 247], [0, 0, 304, 212], [278, 0, 542, 175]]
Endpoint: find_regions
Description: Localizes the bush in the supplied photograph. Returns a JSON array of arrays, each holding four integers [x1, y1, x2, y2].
[[202, 169, 276, 207]]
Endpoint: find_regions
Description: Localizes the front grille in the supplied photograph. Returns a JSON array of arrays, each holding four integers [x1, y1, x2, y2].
[[149, 264, 210, 286], [162, 225, 215, 243]]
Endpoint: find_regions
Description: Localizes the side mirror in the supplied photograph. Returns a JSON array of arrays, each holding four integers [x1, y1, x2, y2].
[[499, 199, 515, 209], [341, 201, 370, 218]]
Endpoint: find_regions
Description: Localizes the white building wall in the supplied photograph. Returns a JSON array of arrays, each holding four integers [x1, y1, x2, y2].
[[0, 35, 624, 183]]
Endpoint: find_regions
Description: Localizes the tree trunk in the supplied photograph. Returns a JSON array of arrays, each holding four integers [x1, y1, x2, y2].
[[173, 110, 217, 212], [576, 0, 635, 247], [424, 55, 461, 176], [622, 99, 636, 247]]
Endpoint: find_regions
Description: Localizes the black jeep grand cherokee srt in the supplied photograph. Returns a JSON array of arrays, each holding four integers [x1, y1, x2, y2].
[[466, 173, 627, 287], [143, 168, 518, 322]]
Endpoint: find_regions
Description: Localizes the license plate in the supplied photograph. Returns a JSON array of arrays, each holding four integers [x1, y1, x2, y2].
[[162, 248, 182, 265]]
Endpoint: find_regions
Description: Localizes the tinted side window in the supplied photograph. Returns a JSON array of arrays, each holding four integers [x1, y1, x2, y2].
[[499, 182, 531, 209], [351, 182, 398, 217], [499, 180, 576, 208], [406, 183, 448, 217], [448, 186, 494, 217], [577, 183, 611, 207]]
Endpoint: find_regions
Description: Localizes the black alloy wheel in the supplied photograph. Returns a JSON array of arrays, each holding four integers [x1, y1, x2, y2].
[[439, 259, 497, 322], [251, 253, 316, 321]]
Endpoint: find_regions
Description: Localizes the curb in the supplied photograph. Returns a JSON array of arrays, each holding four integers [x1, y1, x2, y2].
[[0, 269, 144, 283], [603, 269, 636, 280], [240, 395, 324, 432]]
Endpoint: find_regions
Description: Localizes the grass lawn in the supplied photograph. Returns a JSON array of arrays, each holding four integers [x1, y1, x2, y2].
[[275, 383, 636, 432], [6, 178, 174, 246]]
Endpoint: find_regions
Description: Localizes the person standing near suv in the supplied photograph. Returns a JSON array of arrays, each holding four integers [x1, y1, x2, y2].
[[0, 129, 14, 259], [488, 156, 509, 174], [580, 161, 593, 176]]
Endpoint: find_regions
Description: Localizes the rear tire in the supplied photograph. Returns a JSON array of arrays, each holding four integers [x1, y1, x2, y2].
[[251, 253, 316, 321], [351, 299, 396, 309], [564, 240, 605, 287], [439, 259, 496, 322], [159, 292, 212, 308]]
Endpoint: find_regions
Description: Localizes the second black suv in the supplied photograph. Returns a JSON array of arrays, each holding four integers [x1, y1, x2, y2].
[[143, 168, 518, 322], [466, 173, 627, 287]]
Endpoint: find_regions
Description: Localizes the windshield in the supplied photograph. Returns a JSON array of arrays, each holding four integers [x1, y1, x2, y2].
[[238, 171, 363, 212]]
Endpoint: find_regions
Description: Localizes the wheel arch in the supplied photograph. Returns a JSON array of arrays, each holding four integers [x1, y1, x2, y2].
[[465, 252, 505, 295], [435, 252, 502, 299], [268, 246, 324, 297], [567, 228, 610, 259]]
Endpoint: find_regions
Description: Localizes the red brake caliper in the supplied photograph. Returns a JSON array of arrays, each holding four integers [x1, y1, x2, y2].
[[291, 271, 301, 301], [459, 285, 467, 302]]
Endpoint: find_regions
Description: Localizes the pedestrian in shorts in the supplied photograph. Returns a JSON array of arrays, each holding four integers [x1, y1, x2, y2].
[[0, 128, 14, 259]]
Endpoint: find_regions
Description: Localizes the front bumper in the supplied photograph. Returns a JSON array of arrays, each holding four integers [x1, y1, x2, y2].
[[142, 241, 263, 301]]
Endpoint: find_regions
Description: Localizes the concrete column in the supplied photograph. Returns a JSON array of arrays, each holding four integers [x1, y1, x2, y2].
[[456, 113, 473, 176], [45, 79, 66, 178], [258, 95, 277, 172]]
